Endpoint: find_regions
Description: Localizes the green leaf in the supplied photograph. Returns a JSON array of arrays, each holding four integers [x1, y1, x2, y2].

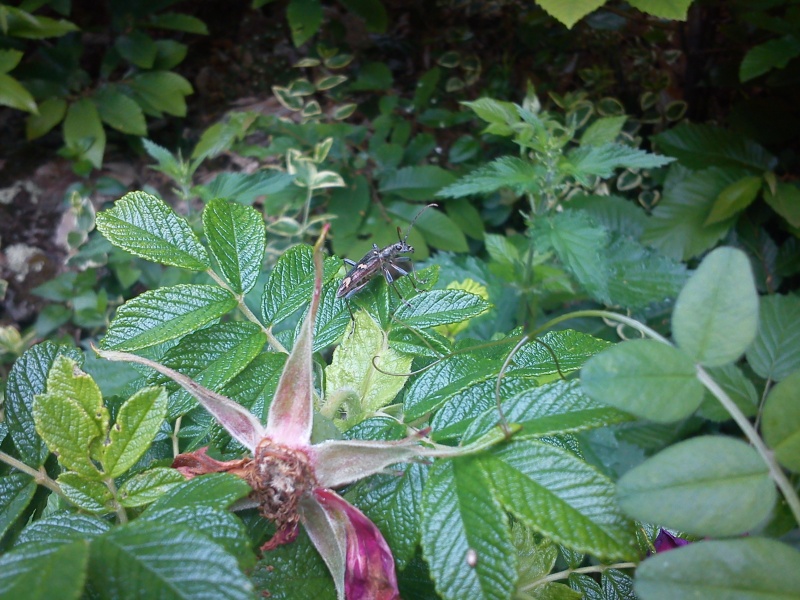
[[605, 236, 688, 309], [96, 191, 210, 270], [704, 175, 762, 225], [566, 143, 674, 180], [0, 49, 23, 73], [481, 440, 637, 560], [16, 513, 110, 545], [0, 540, 88, 600], [380, 165, 457, 201], [349, 61, 393, 91], [26, 97, 67, 139], [198, 171, 294, 206], [642, 166, 747, 260], [102, 284, 236, 351], [218, 352, 286, 427], [6, 342, 82, 466], [102, 387, 167, 477], [140, 505, 253, 565], [89, 520, 253, 599], [761, 371, 800, 473], [347, 463, 427, 569], [508, 330, 612, 380], [627, 0, 691, 20], [251, 529, 335, 598], [464, 380, 633, 443], [152, 321, 266, 418], [33, 356, 108, 478], [387, 201, 469, 252], [461, 98, 519, 135], [3, 6, 78, 38], [617, 436, 775, 537], [115, 31, 157, 68], [697, 364, 758, 422], [310, 280, 350, 352], [0, 73, 37, 113], [63, 98, 106, 169], [0, 474, 37, 540], [393, 289, 490, 329], [580, 116, 627, 147], [438, 156, 540, 199], [672, 247, 759, 367], [118, 467, 187, 508], [581, 339, 704, 422], [635, 538, 800, 599], [152, 40, 188, 70], [129, 71, 192, 117], [764, 182, 800, 228], [147, 12, 209, 34], [535, 0, 604, 28], [325, 311, 412, 423], [94, 88, 147, 136], [536, 210, 610, 303], [262, 245, 338, 325], [339, 0, 388, 32], [203, 198, 266, 294], [652, 123, 776, 171], [286, 0, 322, 46], [746, 294, 800, 381], [422, 459, 517, 600], [740, 34, 800, 82], [146, 472, 252, 512], [57, 472, 114, 512]]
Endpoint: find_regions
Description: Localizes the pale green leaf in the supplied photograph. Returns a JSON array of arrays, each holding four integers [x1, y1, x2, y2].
[[762, 371, 800, 473], [103, 387, 168, 477], [96, 191, 210, 269], [746, 294, 800, 381], [118, 467, 187, 508], [581, 339, 704, 422], [533, 0, 605, 28], [566, 143, 674, 181], [380, 165, 457, 201], [33, 356, 108, 478], [437, 156, 540, 198], [704, 175, 762, 225], [618, 436, 776, 536], [580, 116, 627, 146], [635, 538, 800, 599], [325, 311, 411, 424], [673, 247, 759, 367], [764, 182, 800, 228], [57, 472, 113, 513], [393, 289, 490, 329], [5, 342, 83, 467]]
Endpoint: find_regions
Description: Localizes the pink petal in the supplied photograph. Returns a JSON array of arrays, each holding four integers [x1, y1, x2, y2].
[[314, 488, 400, 600], [266, 226, 328, 446]]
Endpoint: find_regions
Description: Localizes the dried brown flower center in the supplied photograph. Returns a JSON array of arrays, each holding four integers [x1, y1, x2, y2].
[[246, 439, 316, 527]]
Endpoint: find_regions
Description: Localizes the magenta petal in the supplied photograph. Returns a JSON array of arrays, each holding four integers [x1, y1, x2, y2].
[[653, 528, 690, 553], [314, 488, 400, 600]]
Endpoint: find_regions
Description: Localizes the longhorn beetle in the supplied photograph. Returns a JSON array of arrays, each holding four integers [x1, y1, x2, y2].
[[337, 204, 437, 305]]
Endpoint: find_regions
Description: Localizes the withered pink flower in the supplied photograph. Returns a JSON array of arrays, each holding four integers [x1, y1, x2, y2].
[[98, 226, 429, 600]]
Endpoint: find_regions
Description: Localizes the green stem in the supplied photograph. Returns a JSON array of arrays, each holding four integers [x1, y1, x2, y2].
[[206, 269, 288, 354], [523, 562, 638, 590], [697, 367, 800, 526], [542, 309, 800, 527], [0, 450, 65, 498], [104, 477, 128, 525]]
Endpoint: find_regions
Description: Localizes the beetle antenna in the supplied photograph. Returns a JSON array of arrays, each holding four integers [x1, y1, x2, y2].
[[401, 203, 438, 242]]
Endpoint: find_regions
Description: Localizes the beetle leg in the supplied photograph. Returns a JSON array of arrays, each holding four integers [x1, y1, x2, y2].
[[343, 258, 357, 266]]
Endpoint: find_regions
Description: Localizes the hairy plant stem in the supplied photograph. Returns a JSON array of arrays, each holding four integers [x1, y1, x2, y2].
[[104, 477, 128, 524], [0, 450, 64, 498], [523, 562, 638, 590], [539, 309, 800, 527]]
